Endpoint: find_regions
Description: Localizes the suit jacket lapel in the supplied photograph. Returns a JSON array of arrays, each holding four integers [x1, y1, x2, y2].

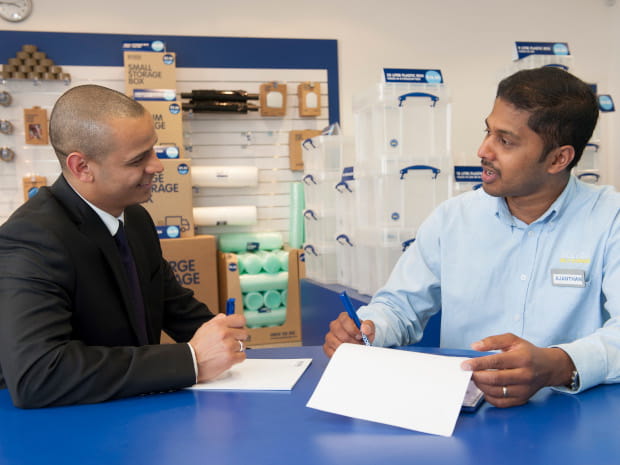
[[49, 176, 150, 345]]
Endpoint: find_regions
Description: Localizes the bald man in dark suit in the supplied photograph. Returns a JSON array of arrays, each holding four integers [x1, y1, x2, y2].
[[0, 85, 248, 408]]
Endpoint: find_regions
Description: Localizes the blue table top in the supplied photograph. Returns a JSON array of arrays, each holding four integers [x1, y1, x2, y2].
[[0, 345, 618, 465]]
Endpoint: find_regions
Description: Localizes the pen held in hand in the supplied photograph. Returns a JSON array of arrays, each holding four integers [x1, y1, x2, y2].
[[339, 291, 371, 346], [226, 297, 236, 316]]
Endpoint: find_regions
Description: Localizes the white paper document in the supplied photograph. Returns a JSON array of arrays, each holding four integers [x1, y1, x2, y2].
[[188, 358, 312, 391], [306, 344, 473, 437]]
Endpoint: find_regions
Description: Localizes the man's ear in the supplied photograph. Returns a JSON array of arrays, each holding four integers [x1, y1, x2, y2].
[[65, 152, 94, 182], [547, 145, 575, 174]]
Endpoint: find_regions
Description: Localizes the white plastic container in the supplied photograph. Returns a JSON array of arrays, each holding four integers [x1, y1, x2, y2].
[[303, 242, 338, 284], [335, 233, 356, 288]]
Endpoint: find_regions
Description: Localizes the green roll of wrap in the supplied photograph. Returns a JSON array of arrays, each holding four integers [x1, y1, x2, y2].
[[263, 289, 282, 309], [218, 232, 284, 253], [243, 291, 264, 311], [239, 271, 288, 293], [238, 252, 262, 275], [280, 289, 288, 306], [289, 182, 305, 248], [276, 250, 289, 271], [257, 250, 282, 274], [244, 308, 287, 328]]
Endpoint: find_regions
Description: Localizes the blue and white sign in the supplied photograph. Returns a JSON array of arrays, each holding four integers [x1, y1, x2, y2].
[[454, 166, 483, 182], [177, 163, 190, 175], [162, 53, 175, 65], [156, 225, 180, 239], [384, 68, 444, 84], [598, 95, 615, 112], [515, 41, 570, 60], [169, 103, 181, 114], [122, 40, 166, 52], [133, 89, 177, 101], [155, 145, 180, 159]]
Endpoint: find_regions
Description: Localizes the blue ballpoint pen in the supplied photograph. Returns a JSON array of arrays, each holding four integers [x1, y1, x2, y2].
[[226, 297, 236, 316], [339, 291, 371, 346]]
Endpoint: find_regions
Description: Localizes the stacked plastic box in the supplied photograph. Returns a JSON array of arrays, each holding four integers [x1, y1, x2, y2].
[[352, 81, 452, 295], [302, 134, 355, 284], [301, 135, 340, 283]]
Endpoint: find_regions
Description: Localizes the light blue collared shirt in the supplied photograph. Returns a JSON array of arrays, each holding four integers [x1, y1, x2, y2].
[[358, 176, 620, 392]]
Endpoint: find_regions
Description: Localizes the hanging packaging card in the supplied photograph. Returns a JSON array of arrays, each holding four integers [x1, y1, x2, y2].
[[23, 107, 49, 145], [260, 82, 287, 117], [298, 82, 321, 117], [289, 129, 322, 171]]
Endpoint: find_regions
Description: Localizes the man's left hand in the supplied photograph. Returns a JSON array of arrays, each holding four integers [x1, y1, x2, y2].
[[461, 333, 575, 408]]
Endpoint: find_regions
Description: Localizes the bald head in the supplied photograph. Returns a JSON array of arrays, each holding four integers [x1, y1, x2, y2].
[[49, 85, 146, 169]]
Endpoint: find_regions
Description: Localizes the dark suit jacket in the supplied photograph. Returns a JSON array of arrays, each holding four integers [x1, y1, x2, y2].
[[0, 175, 214, 408]]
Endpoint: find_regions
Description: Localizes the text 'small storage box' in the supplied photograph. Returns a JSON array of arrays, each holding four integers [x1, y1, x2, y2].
[[144, 158, 195, 238], [218, 249, 305, 347], [160, 235, 219, 313]]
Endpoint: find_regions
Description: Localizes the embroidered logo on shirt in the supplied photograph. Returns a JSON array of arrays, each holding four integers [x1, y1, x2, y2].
[[551, 269, 586, 287]]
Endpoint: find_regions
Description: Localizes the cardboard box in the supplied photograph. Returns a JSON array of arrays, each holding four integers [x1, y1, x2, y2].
[[124, 50, 177, 94], [132, 90, 184, 155], [218, 249, 303, 347], [161, 235, 219, 313], [144, 158, 194, 238]]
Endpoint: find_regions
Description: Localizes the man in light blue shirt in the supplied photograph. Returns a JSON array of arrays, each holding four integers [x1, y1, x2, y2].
[[324, 67, 620, 408]]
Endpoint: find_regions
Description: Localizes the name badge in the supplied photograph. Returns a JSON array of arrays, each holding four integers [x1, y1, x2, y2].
[[551, 269, 586, 288]]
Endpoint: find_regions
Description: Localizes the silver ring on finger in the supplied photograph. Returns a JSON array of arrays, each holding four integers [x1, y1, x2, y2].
[[502, 386, 508, 398], [238, 340, 245, 352]]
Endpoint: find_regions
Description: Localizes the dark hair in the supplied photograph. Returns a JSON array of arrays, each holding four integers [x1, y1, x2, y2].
[[496, 67, 598, 170]]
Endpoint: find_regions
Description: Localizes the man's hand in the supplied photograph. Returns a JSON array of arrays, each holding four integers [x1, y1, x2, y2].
[[461, 333, 576, 408], [189, 313, 248, 383], [323, 312, 375, 357]]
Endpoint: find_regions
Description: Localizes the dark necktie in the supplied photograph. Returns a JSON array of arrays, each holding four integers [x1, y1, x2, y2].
[[114, 220, 148, 345]]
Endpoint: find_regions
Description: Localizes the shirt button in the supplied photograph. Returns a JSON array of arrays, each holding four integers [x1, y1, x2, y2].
[[514, 315, 521, 322], [528, 231, 535, 237], [520, 274, 527, 281]]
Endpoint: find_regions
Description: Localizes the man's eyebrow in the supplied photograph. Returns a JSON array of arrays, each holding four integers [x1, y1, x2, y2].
[[125, 148, 151, 164], [484, 119, 521, 140]]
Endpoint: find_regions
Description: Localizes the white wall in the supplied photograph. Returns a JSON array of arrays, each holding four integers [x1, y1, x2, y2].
[[5, 0, 619, 183]]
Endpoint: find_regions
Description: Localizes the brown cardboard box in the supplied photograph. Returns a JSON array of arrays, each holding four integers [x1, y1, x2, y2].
[[144, 158, 194, 238], [218, 249, 303, 347], [124, 50, 177, 95], [160, 235, 219, 313]]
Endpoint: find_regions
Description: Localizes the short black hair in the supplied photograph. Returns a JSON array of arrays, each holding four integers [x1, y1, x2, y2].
[[497, 67, 598, 170]]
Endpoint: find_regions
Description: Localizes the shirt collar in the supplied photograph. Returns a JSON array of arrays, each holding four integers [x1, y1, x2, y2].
[[65, 179, 124, 236], [494, 175, 576, 228]]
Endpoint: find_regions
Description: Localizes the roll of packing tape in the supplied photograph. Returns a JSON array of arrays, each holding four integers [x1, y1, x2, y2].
[[192, 165, 258, 188], [193, 206, 257, 226]]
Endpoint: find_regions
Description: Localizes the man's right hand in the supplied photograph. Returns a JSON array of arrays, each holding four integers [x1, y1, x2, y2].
[[323, 311, 375, 357], [189, 313, 248, 383]]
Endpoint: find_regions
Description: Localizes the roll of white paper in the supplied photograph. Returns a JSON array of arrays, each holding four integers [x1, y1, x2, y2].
[[192, 166, 258, 187], [193, 206, 257, 226]]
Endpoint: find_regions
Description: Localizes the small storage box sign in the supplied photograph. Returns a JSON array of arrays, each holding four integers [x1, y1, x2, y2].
[[144, 158, 194, 238]]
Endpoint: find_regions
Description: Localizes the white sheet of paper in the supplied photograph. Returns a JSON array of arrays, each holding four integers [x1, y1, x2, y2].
[[306, 344, 473, 437], [187, 358, 312, 391]]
